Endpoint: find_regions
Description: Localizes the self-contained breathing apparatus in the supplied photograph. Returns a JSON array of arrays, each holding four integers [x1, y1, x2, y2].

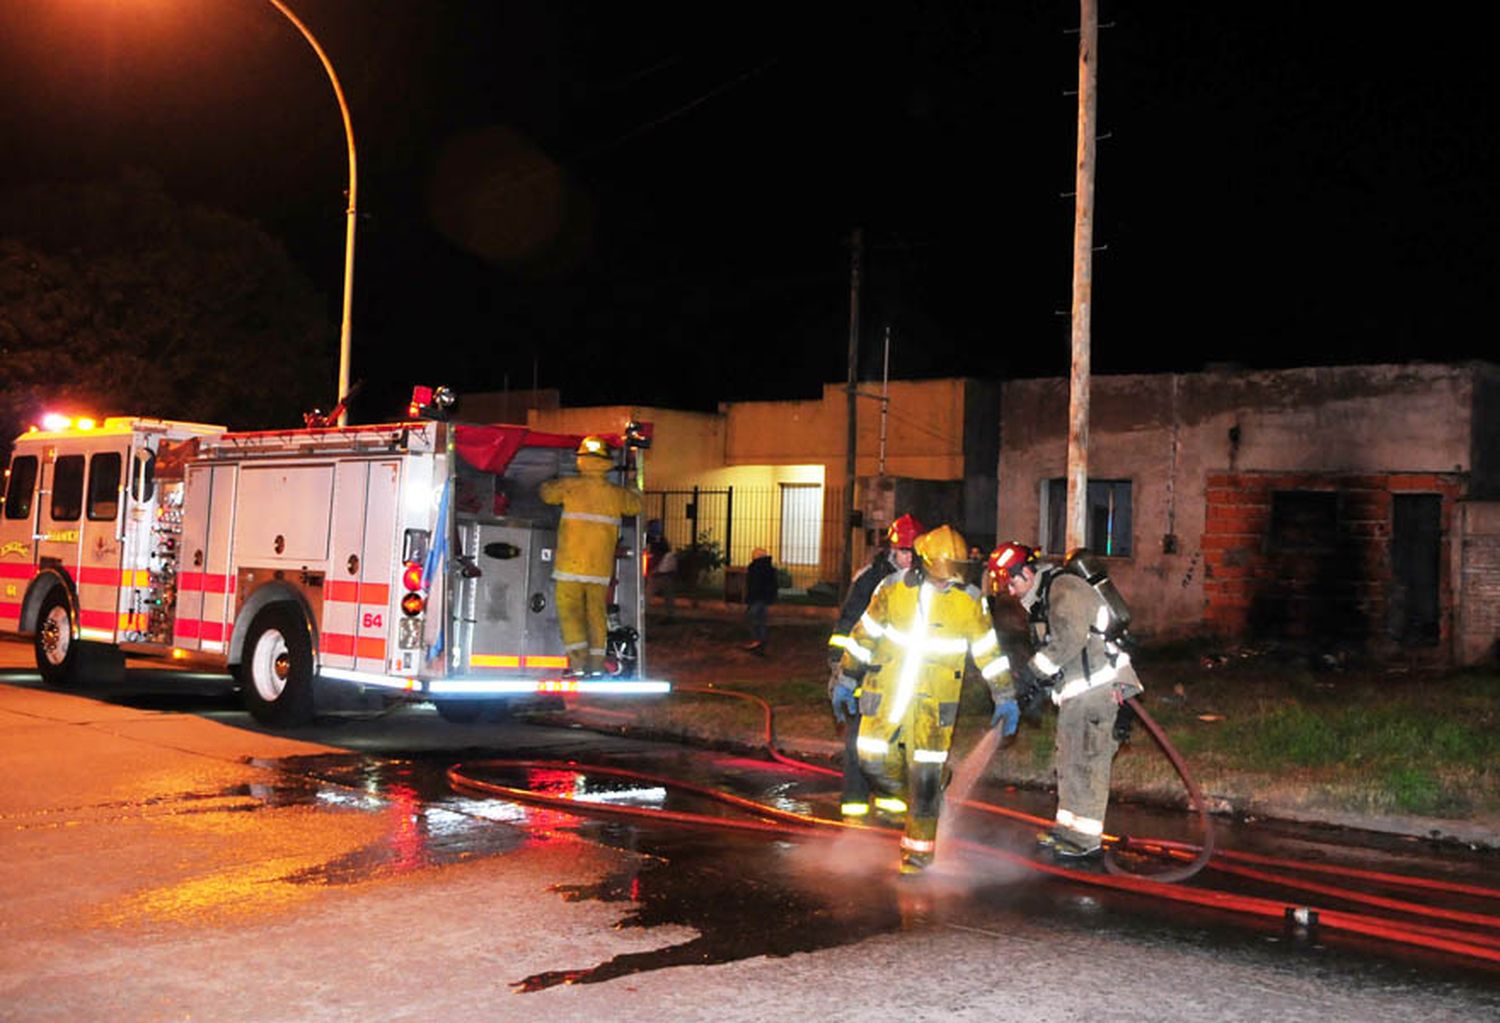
[[1015, 549, 1137, 739]]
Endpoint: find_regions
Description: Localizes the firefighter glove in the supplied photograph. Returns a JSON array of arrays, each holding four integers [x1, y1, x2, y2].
[[831, 681, 859, 724], [989, 698, 1020, 737], [1012, 662, 1052, 720]]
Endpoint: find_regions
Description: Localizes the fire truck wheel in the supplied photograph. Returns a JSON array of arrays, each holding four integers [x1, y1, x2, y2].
[[34, 588, 81, 688], [238, 605, 315, 726]]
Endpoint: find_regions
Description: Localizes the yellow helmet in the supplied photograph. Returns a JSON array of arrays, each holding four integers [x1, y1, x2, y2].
[[914, 524, 968, 582], [576, 435, 613, 460]]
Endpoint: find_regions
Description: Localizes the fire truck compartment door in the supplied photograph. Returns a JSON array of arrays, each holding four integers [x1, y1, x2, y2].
[[233, 464, 335, 562], [461, 521, 562, 671], [324, 460, 401, 673], [175, 464, 237, 652]]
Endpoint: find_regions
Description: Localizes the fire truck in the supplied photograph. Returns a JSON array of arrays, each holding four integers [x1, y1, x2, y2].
[[0, 395, 667, 726]]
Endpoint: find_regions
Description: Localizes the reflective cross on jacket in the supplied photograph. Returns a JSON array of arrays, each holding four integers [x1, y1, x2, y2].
[[836, 568, 1013, 866]]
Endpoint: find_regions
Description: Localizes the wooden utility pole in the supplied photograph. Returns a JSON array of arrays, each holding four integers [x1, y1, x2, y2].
[[841, 228, 863, 600], [1066, 0, 1098, 552]]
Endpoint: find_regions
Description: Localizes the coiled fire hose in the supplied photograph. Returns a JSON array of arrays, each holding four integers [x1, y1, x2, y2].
[[1104, 695, 1215, 883]]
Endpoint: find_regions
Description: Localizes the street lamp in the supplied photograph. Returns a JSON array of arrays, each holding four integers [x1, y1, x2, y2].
[[264, 0, 357, 425]]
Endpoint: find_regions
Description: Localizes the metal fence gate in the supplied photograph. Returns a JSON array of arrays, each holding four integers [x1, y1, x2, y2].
[[643, 485, 845, 590]]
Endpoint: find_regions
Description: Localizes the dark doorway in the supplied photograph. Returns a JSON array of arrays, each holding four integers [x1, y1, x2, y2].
[[1390, 494, 1441, 645]]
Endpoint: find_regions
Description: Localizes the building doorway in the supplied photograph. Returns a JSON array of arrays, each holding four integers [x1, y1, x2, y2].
[[1390, 494, 1441, 645]]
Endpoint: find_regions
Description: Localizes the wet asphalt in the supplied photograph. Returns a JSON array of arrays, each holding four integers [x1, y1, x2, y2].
[[2, 650, 1498, 1015]]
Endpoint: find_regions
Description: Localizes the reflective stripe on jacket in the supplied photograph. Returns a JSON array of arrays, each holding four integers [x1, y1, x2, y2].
[[1024, 569, 1142, 703], [839, 570, 1011, 724]]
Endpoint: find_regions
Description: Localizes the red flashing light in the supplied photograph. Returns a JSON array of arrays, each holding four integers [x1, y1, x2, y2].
[[402, 562, 423, 591]]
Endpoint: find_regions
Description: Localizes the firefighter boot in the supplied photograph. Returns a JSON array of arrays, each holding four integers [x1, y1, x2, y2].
[[899, 818, 938, 876], [1036, 829, 1104, 868]]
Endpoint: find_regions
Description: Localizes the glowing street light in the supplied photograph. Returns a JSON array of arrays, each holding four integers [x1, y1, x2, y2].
[[263, 0, 357, 425]]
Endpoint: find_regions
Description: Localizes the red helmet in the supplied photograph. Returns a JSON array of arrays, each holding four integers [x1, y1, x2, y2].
[[886, 513, 924, 549], [987, 541, 1039, 586]]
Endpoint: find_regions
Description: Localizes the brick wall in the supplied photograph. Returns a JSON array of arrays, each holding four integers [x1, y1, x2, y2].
[[1202, 471, 1462, 651], [1459, 502, 1500, 663]]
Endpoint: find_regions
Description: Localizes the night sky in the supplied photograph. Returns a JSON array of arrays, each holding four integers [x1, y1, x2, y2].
[[2, 1, 1497, 420]]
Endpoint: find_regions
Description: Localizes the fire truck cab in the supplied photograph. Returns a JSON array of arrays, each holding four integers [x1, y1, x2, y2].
[[0, 409, 665, 726]]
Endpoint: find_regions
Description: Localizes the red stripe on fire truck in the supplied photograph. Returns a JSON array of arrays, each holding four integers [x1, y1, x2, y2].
[[77, 566, 121, 587], [321, 633, 387, 659], [176, 573, 231, 594], [325, 580, 392, 605], [79, 609, 115, 630]]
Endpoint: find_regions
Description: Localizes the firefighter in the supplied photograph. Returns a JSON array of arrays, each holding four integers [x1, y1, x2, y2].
[[827, 513, 923, 819], [989, 541, 1143, 863], [835, 525, 1014, 874], [539, 436, 643, 674]]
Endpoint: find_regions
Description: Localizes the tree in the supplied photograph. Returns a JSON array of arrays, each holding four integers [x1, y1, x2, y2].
[[0, 169, 334, 443]]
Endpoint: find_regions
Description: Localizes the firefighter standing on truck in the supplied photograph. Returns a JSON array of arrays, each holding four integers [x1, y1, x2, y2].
[[989, 541, 1143, 864], [834, 525, 1015, 874], [827, 513, 923, 819], [540, 436, 642, 674]]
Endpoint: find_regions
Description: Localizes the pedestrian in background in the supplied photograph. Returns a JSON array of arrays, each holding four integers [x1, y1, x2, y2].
[[645, 520, 677, 621], [743, 547, 778, 655]]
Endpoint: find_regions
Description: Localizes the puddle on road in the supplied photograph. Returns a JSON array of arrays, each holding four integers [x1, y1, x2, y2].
[[120, 749, 1497, 993], [236, 754, 538, 884], [512, 838, 909, 992]]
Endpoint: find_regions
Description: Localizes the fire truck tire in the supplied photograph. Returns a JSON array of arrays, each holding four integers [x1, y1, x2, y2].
[[237, 605, 315, 726], [34, 588, 82, 688]]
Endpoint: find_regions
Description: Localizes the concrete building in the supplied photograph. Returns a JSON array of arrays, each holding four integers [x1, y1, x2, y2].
[[998, 362, 1500, 664], [494, 378, 999, 589]]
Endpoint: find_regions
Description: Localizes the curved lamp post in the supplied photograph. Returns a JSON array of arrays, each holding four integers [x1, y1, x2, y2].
[[265, 0, 356, 425]]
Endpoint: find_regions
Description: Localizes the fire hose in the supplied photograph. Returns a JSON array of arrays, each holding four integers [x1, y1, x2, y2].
[[447, 683, 1500, 968]]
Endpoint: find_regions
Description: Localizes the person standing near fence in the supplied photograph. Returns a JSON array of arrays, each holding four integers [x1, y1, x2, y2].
[[743, 547, 778, 655], [645, 520, 678, 621]]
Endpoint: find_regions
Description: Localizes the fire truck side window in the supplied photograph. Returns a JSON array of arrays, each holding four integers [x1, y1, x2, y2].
[[50, 455, 85, 522], [87, 452, 123, 521], [3, 456, 38, 520]]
